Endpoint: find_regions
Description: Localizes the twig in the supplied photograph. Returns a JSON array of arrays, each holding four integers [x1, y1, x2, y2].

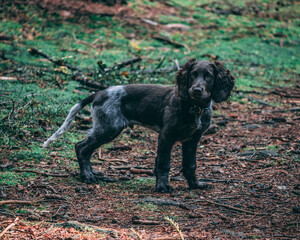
[[201, 199, 256, 215], [142, 18, 159, 26], [72, 34, 97, 49], [0, 76, 18, 80], [112, 165, 148, 170], [153, 35, 185, 48], [15, 169, 69, 177], [0, 217, 19, 238], [0, 200, 34, 206], [72, 74, 108, 90], [130, 168, 154, 176], [270, 90, 300, 98], [156, 56, 166, 69], [248, 97, 271, 106], [106, 57, 142, 72], [96, 158, 129, 163], [128, 65, 179, 75], [60, 49, 88, 55], [28, 48, 82, 72]]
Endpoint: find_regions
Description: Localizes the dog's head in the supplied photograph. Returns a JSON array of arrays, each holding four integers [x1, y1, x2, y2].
[[176, 59, 235, 103]]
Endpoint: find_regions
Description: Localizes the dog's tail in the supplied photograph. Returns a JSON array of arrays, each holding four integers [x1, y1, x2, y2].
[[43, 93, 96, 148]]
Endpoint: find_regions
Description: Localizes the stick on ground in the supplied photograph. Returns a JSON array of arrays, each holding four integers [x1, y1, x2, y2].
[[0, 217, 19, 238], [0, 200, 34, 206]]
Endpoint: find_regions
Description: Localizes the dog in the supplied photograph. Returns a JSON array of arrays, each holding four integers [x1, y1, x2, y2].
[[44, 59, 235, 193]]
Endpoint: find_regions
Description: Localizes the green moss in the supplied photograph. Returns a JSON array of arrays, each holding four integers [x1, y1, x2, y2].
[[0, 171, 37, 186]]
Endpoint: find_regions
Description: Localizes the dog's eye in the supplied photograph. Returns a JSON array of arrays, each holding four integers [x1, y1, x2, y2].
[[205, 74, 213, 81], [191, 72, 198, 79]]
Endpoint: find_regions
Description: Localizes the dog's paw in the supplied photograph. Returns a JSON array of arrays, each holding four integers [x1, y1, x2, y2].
[[189, 181, 212, 190], [81, 172, 98, 184], [155, 183, 173, 193]]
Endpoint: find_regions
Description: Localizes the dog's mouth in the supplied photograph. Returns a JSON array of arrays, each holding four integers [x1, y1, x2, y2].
[[190, 92, 210, 101]]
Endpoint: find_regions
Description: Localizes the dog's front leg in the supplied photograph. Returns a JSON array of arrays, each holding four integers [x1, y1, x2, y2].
[[154, 132, 175, 193], [182, 135, 210, 189]]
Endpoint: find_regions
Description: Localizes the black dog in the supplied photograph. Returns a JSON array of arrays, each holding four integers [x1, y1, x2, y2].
[[44, 59, 234, 193]]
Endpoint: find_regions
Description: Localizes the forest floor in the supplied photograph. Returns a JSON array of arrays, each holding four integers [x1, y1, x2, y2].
[[0, 0, 299, 239]]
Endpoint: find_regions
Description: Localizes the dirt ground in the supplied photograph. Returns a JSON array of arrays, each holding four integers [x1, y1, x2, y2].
[[1, 86, 299, 239], [0, 0, 299, 239]]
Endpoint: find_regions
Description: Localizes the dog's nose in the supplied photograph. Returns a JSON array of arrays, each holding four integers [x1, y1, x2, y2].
[[193, 87, 203, 95]]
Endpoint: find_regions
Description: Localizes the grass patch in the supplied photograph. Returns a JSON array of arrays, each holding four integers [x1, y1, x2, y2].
[[0, 171, 37, 186], [0, 0, 299, 178]]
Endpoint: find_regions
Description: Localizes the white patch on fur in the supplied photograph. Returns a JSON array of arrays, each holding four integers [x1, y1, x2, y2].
[[91, 86, 128, 134], [43, 103, 82, 147]]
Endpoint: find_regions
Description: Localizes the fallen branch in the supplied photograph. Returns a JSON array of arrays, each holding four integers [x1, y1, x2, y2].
[[28, 48, 82, 72], [105, 56, 142, 72], [73, 75, 107, 90], [153, 35, 185, 48], [270, 90, 300, 98], [202, 199, 255, 215], [15, 169, 69, 177], [0, 217, 19, 238]]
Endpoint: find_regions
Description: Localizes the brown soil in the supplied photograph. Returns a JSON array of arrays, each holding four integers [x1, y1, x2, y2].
[[1, 86, 299, 239]]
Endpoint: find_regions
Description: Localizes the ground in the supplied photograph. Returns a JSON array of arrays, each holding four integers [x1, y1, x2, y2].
[[0, 0, 299, 239]]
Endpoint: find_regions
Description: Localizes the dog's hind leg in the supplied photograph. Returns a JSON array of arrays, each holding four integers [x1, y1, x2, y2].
[[76, 86, 128, 183], [75, 126, 124, 184]]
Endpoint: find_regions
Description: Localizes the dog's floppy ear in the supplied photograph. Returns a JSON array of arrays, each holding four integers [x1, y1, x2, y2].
[[176, 58, 196, 100], [211, 61, 235, 103]]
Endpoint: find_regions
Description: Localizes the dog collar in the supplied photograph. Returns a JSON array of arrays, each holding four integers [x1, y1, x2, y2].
[[190, 105, 209, 116], [190, 103, 210, 129]]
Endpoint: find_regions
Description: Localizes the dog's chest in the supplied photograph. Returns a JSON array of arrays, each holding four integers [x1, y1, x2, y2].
[[177, 123, 202, 142]]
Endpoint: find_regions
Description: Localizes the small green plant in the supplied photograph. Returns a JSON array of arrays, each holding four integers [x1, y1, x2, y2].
[[266, 145, 278, 151]]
